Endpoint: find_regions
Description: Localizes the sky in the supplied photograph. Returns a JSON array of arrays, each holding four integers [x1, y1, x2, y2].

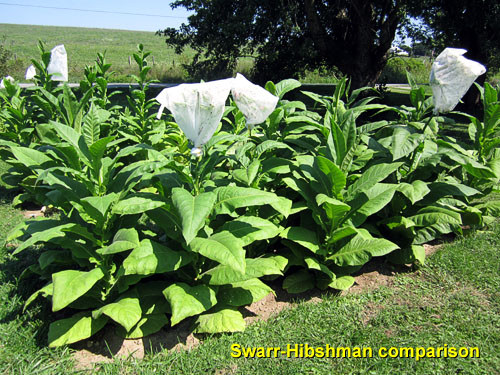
[[0, 0, 192, 32]]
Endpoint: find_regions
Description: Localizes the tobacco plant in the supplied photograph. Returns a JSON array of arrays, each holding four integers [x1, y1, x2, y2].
[[3, 43, 499, 348]]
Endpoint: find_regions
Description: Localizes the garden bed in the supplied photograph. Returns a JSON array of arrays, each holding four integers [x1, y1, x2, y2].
[[1, 44, 499, 359]]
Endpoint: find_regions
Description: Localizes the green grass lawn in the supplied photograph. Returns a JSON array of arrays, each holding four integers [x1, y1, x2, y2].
[[0, 159, 499, 374]]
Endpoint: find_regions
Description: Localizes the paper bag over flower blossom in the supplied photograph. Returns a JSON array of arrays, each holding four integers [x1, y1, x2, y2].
[[25, 65, 36, 80], [47, 45, 68, 82], [155, 78, 234, 147], [430, 48, 486, 114], [231, 73, 279, 128], [156, 75, 279, 155], [0, 75, 14, 89]]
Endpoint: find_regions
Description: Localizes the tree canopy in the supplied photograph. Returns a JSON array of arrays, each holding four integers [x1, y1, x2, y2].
[[159, 1, 500, 87], [405, 0, 500, 73], [159, 0, 407, 87]]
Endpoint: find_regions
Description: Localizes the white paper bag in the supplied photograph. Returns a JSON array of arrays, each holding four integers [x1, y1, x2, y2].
[[156, 78, 233, 148], [231, 73, 279, 128], [47, 44, 68, 82], [0, 75, 14, 89], [430, 48, 486, 113], [25, 64, 36, 80]]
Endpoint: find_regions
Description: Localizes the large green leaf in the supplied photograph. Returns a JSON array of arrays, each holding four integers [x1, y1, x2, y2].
[[328, 275, 355, 291], [327, 226, 358, 245], [304, 257, 335, 279], [194, 308, 245, 333], [163, 283, 217, 326], [24, 283, 52, 311], [171, 188, 217, 244], [89, 136, 115, 166], [423, 182, 480, 203], [123, 239, 193, 276], [327, 120, 346, 165], [49, 121, 92, 166], [280, 227, 320, 253], [233, 160, 260, 186], [10, 146, 53, 168], [328, 234, 399, 266], [283, 174, 320, 215], [38, 250, 73, 270], [203, 256, 287, 285], [475, 200, 500, 217], [396, 180, 430, 204], [12, 222, 75, 254], [79, 193, 119, 225], [387, 245, 426, 265], [316, 155, 346, 196], [463, 160, 497, 179], [316, 194, 350, 226], [113, 194, 166, 215], [93, 296, 142, 332], [219, 216, 281, 246], [410, 207, 462, 227], [391, 127, 423, 161], [52, 268, 105, 312], [414, 222, 460, 244], [282, 270, 315, 294], [347, 162, 402, 199], [274, 78, 301, 99], [190, 231, 246, 274], [349, 183, 397, 226], [82, 104, 102, 147], [391, 126, 411, 160], [116, 314, 169, 339], [217, 278, 273, 306], [262, 157, 293, 174], [48, 312, 108, 347], [295, 155, 332, 196], [215, 186, 291, 217], [99, 228, 140, 255], [255, 140, 294, 158]]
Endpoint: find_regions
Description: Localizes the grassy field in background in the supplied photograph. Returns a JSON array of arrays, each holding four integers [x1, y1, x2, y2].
[[2, 23, 500, 86], [0, 23, 196, 82], [0, 23, 429, 85]]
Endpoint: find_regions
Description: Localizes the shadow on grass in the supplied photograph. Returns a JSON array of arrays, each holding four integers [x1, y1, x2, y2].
[[0, 244, 52, 346], [0, 184, 21, 204]]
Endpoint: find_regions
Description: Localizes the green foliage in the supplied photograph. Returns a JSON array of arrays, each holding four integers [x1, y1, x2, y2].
[[463, 83, 500, 161], [160, 1, 410, 86], [1, 43, 498, 349], [379, 57, 431, 84], [0, 38, 13, 78], [1, 23, 195, 83], [406, 1, 500, 76]]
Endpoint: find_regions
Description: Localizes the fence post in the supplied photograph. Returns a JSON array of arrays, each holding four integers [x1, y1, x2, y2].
[[128, 56, 131, 65]]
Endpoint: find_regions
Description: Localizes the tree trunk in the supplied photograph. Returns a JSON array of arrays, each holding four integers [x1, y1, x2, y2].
[[337, 0, 400, 88]]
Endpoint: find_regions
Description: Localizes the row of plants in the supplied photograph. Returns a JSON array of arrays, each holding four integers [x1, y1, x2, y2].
[[0, 43, 499, 348]]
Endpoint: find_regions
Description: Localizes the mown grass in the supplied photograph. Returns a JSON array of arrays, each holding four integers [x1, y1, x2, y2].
[[0, 157, 499, 374]]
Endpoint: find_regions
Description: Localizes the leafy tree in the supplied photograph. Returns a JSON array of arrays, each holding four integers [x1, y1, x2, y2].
[[407, 1, 500, 110], [159, 0, 409, 87], [405, 1, 500, 79]]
